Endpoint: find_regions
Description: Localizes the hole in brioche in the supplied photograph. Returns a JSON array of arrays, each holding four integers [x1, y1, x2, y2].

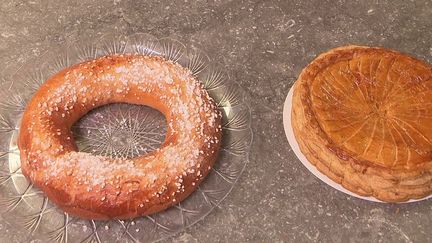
[[72, 103, 167, 159]]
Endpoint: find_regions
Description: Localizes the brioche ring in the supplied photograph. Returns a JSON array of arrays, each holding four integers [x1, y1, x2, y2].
[[18, 55, 222, 219]]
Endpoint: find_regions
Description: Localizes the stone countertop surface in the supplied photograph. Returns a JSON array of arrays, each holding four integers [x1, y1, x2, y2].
[[0, 0, 431, 242]]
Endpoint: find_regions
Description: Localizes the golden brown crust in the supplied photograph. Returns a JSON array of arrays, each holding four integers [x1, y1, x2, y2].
[[18, 55, 222, 219], [292, 45, 432, 202]]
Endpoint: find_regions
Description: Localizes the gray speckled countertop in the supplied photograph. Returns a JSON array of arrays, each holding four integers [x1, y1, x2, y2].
[[1, 0, 431, 242]]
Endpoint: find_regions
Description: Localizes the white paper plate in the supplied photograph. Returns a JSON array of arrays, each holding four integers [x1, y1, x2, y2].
[[283, 86, 432, 203]]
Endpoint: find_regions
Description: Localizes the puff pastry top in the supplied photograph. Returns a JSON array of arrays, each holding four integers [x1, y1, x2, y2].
[[292, 45, 432, 202]]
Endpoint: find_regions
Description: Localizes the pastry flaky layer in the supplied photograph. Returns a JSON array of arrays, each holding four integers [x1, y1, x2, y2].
[[292, 45, 432, 202], [18, 55, 222, 219]]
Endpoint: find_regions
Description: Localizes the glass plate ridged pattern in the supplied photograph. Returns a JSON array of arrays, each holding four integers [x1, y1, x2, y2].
[[0, 33, 252, 243]]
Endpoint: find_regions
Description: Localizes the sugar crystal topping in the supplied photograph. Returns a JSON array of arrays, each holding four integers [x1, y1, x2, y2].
[[25, 55, 222, 201]]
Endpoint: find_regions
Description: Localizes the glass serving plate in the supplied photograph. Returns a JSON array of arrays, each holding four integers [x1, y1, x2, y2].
[[0, 33, 252, 242]]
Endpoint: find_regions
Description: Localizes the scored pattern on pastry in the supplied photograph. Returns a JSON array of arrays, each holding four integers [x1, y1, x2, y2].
[[292, 45, 432, 202], [311, 52, 432, 169]]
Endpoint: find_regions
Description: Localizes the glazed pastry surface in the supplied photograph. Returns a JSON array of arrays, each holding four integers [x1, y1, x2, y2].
[[292, 45, 432, 202]]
